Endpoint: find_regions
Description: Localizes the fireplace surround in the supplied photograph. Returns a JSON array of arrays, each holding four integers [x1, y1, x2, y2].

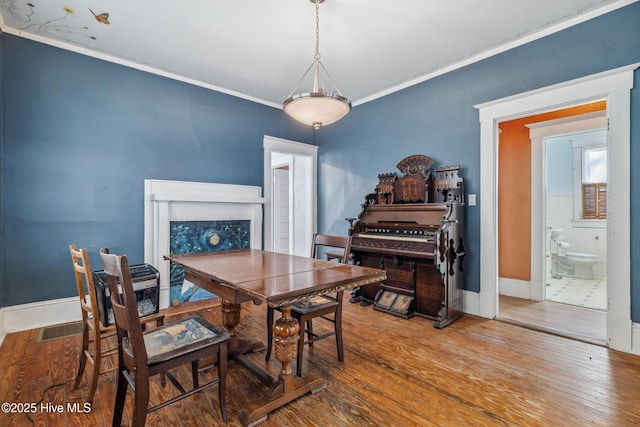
[[144, 179, 264, 308]]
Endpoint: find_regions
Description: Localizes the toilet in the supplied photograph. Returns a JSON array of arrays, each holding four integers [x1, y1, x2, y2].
[[549, 228, 598, 280], [559, 252, 598, 279]]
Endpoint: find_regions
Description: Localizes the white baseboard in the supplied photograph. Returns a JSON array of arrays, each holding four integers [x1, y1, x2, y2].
[[632, 323, 640, 355], [499, 277, 531, 299], [0, 307, 5, 348], [462, 289, 480, 317], [3, 297, 81, 334]]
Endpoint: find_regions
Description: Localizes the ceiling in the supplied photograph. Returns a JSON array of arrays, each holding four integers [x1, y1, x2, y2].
[[0, 0, 633, 108]]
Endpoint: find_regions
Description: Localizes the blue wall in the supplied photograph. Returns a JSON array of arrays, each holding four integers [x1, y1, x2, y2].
[[0, 34, 312, 306], [546, 137, 574, 194], [1, 3, 639, 323], [316, 3, 640, 318]]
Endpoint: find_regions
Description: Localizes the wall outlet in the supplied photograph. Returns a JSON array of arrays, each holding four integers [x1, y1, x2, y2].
[[468, 194, 477, 206]]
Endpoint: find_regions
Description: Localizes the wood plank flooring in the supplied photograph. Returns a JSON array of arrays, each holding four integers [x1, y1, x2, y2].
[[2, 295, 640, 426]]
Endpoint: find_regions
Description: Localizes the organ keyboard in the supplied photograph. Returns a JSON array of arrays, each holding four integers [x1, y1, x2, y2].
[[348, 155, 466, 328]]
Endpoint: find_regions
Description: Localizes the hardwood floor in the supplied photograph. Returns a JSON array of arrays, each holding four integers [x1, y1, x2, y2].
[[2, 294, 640, 426], [498, 294, 607, 346]]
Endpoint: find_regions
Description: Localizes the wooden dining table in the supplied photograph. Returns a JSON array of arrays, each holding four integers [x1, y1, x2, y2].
[[164, 248, 386, 426]]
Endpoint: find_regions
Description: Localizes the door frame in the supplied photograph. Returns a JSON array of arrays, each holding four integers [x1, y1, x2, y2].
[[263, 135, 318, 256], [475, 63, 638, 353]]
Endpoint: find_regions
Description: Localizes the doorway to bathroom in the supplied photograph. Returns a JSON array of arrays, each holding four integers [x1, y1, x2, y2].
[[496, 104, 609, 344], [478, 64, 635, 352], [529, 113, 608, 312], [498, 108, 609, 346]]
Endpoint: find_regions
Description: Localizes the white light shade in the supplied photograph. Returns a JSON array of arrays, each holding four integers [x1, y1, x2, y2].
[[283, 92, 351, 128], [283, 0, 350, 129]]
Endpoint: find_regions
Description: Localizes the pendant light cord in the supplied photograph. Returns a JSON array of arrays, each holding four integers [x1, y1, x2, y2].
[[314, 0, 321, 61], [286, 0, 323, 98]]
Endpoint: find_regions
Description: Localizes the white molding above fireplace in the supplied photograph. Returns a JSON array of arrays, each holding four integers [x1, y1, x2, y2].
[[144, 179, 265, 308]]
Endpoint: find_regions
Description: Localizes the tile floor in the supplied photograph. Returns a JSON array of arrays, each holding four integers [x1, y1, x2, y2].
[[546, 275, 607, 311]]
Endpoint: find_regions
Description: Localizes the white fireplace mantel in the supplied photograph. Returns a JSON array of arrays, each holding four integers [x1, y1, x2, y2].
[[144, 179, 264, 308]]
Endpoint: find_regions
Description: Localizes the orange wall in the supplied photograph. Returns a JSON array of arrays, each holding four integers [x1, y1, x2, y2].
[[498, 101, 606, 281]]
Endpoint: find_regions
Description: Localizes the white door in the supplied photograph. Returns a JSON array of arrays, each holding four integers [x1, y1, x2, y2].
[[273, 166, 290, 254]]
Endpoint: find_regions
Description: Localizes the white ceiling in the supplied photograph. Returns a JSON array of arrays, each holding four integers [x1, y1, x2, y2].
[[0, 0, 633, 108]]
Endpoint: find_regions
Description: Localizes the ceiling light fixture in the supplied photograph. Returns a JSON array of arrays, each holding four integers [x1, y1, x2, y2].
[[283, 0, 351, 130]]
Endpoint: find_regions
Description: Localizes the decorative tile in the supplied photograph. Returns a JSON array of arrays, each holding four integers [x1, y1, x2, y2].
[[169, 220, 250, 305]]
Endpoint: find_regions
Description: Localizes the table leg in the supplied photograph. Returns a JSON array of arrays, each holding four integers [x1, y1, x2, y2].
[[221, 299, 265, 354], [220, 300, 241, 337], [272, 306, 302, 387], [239, 305, 325, 426]]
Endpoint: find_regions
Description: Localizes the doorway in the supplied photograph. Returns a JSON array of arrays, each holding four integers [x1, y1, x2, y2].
[[272, 160, 290, 254], [497, 109, 609, 344], [263, 136, 318, 257], [475, 64, 636, 352], [536, 120, 608, 311]]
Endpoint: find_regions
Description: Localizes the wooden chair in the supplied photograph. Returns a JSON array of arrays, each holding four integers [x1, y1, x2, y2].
[[99, 248, 229, 426], [70, 244, 118, 404], [265, 234, 352, 377], [70, 244, 164, 404]]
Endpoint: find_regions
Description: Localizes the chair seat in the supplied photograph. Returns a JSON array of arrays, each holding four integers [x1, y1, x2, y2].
[[292, 296, 338, 314], [122, 316, 228, 363]]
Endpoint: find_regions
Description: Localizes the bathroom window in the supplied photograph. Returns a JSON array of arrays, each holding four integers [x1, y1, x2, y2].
[[581, 146, 607, 220], [582, 183, 606, 219], [570, 129, 607, 227]]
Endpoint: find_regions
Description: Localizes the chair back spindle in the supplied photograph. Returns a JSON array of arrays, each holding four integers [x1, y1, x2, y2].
[[70, 244, 123, 404]]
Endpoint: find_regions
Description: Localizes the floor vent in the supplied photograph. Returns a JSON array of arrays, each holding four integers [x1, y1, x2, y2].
[[37, 321, 83, 342]]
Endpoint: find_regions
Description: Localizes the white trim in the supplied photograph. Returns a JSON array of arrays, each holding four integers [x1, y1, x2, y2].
[[263, 136, 318, 255], [605, 76, 635, 353], [476, 64, 639, 117], [572, 219, 606, 229], [2, 297, 81, 334], [499, 278, 532, 299], [530, 129, 546, 302], [528, 115, 607, 138], [633, 323, 640, 352], [144, 180, 264, 309], [149, 193, 264, 204], [475, 63, 639, 353], [462, 290, 480, 317]]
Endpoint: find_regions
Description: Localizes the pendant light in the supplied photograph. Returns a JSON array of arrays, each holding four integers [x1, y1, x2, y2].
[[283, 0, 351, 130]]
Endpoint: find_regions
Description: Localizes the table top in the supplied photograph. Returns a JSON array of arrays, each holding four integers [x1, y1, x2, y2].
[[165, 249, 386, 307]]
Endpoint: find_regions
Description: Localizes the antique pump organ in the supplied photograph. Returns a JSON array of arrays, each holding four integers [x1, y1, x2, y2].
[[348, 155, 466, 328]]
